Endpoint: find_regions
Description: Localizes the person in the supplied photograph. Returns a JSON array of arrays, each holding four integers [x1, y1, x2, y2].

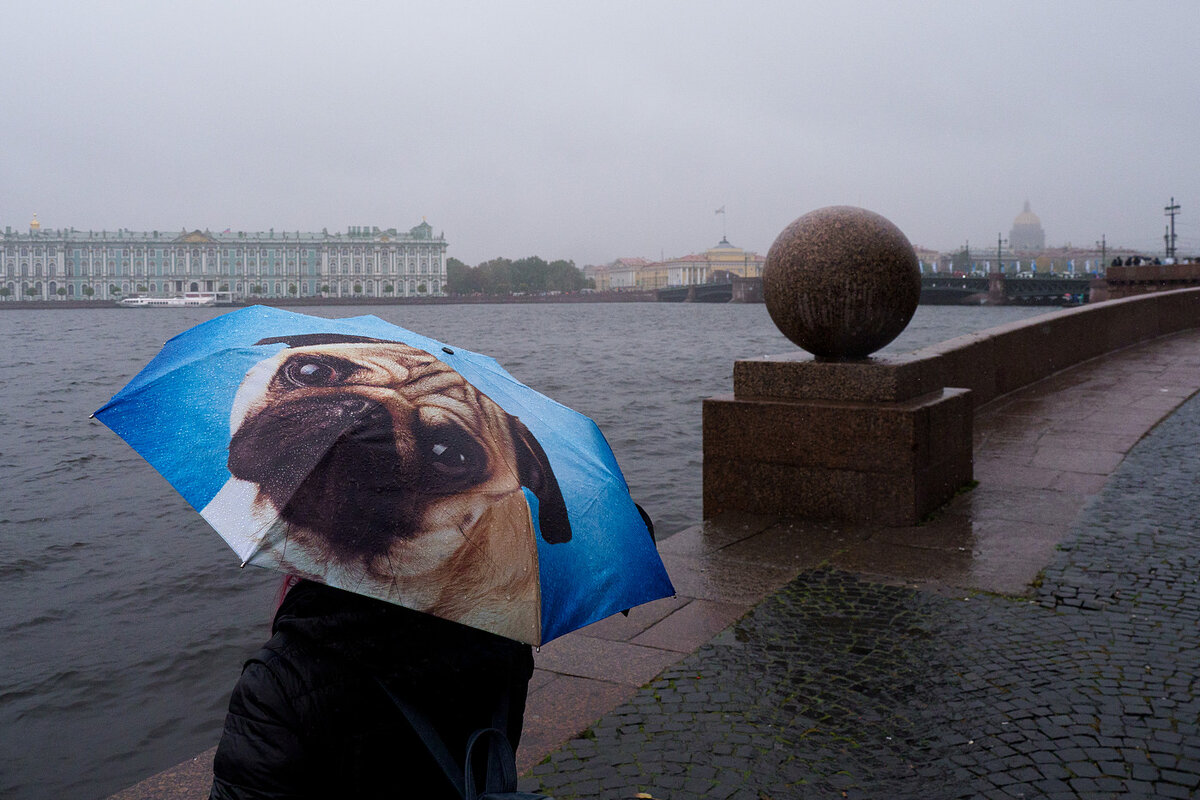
[[209, 577, 535, 799]]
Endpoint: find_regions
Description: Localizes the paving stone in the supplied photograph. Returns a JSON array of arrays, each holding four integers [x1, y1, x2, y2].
[[1157, 782, 1195, 799], [523, 391, 1200, 799]]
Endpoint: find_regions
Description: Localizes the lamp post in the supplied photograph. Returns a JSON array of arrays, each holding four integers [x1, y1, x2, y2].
[[997, 234, 1008, 274], [1164, 197, 1180, 260]]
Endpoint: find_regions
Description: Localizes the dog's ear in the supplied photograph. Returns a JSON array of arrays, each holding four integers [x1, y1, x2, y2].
[[254, 334, 396, 348], [510, 418, 572, 544]]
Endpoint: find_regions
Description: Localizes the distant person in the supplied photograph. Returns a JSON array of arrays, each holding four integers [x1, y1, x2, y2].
[[209, 577, 535, 800]]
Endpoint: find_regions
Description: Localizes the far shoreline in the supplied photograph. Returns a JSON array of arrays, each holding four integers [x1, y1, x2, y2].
[[0, 291, 659, 310]]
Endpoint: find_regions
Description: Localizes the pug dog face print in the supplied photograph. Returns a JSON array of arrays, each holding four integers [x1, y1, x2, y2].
[[200, 334, 572, 643]]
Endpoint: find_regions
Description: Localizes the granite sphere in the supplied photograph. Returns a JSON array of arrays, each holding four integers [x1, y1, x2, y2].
[[763, 206, 920, 360]]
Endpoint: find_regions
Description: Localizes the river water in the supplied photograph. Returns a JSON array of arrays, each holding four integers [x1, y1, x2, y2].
[[0, 302, 1049, 799]]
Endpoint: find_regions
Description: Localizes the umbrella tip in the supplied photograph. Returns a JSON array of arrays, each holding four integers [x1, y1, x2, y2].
[[87, 413, 95, 419], [240, 561, 247, 568]]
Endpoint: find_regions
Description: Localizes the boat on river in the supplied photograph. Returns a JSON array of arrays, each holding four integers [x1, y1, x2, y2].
[[118, 292, 228, 308]]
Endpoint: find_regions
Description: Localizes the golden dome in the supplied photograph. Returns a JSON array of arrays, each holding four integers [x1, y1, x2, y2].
[[1013, 201, 1040, 227], [30, 212, 41, 231]]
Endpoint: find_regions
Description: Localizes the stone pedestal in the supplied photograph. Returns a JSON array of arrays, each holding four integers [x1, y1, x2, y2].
[[703, 356, 973, 526]]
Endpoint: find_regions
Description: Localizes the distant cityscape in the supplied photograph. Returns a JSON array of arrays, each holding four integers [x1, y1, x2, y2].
[[586, 202, 1172, 292], [0, 203, 1185, 302]]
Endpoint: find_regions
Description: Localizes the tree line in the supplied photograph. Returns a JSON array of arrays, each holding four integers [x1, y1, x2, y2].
[[446, 256, 591, 295]]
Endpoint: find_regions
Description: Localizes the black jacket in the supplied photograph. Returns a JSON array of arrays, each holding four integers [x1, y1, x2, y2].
[[209, 580, 535, 800]]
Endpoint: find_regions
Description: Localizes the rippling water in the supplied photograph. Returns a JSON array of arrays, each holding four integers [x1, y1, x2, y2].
[[0, 302, 1049, 799]]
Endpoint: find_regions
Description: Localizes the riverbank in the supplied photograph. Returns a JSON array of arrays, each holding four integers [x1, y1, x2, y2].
[[109, 327, 1200, 798]]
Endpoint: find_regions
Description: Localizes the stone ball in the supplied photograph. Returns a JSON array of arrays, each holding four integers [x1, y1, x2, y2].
[[763, 206, 920, 360]]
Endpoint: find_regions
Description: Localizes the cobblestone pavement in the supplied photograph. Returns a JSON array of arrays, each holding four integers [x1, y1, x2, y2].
[[523, 393, 1200, 800]]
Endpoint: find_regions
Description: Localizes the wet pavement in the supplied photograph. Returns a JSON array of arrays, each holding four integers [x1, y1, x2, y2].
[[517, 330, 1200, 799], [110, 329, 1200, 799]]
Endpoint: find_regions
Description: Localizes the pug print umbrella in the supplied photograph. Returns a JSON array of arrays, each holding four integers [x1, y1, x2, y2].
[[94, 305, 674, 646]]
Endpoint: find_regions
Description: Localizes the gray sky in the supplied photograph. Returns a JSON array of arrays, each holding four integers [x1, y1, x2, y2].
[[3, 1, 1197, 265]]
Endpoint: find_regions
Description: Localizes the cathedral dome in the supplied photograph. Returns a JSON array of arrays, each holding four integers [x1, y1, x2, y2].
[[1009, 201, 1045, 251], [1013, 201, 1040, 227]]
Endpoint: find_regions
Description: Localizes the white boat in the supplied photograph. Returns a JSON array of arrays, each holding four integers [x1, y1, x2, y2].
[[118, 292, 226, 308]]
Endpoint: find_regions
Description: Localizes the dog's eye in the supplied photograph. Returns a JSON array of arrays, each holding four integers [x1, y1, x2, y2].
[[283, 358, 344, 387], [431, 442, 463, 465], [424, 428, 483, 483]]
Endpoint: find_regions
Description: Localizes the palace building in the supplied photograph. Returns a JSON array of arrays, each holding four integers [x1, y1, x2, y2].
[[0, 215, 448, 301]]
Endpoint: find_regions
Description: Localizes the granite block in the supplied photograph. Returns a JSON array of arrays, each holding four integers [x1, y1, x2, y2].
[[703, 458, 918, 526], [533, 636, 683, 687], [658, 551, 799, 605], [630, 599, 748, 653], [703, 387, 972, 525], [573, 594, 691, 642], [704, 394, 923, 472], [656, 514, 779, 556], [731, 353, 933, 402]]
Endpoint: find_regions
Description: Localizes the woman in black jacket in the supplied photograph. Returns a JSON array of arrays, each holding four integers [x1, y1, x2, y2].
[[209, 578, 535, 799]]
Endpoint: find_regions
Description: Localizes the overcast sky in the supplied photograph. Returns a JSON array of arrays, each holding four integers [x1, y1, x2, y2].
[[3, 1, 1197, 265]]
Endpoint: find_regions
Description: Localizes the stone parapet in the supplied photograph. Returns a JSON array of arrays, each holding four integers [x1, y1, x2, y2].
[[1106, 262, 1200, 298], [906, 287, 1200, 408], [703, 287, 1200, 525]]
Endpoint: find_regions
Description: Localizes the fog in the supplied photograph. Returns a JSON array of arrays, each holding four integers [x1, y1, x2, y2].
[[2, 0, 1197, 264]]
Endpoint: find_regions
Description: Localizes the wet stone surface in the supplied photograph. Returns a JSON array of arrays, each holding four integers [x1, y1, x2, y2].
[[524, 394, 1200, 799]]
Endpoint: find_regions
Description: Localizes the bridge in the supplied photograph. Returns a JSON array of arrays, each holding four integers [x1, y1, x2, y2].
[[655, 282, 736, 303], [658, 274, 1092, 305], [920, 273, 1092, 305]]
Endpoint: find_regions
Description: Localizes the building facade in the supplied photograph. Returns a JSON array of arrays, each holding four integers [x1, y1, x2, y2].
[[0, 216, 448, 301], [655, 238, 765, 288], [586, 238, 765, 291], [583, 257, 649, 291]]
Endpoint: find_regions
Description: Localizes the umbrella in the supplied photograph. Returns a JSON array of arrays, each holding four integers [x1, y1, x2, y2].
[[94, 305, 674, 645]]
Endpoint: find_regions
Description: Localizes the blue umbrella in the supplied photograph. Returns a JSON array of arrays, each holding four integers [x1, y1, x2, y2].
[[94, 306, 674, 645]]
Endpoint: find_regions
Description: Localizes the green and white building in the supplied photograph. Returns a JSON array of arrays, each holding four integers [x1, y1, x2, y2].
[[1, 215, 448, 300]]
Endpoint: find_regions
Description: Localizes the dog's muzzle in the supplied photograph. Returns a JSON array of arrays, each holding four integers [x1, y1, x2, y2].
[[227, 392, 490, 561]]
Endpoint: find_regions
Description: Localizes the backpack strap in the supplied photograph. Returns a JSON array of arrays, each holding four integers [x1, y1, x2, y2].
[[463, 728, 519, 798], [374, 676, 522, 799], [374, 677, 468, 797]]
